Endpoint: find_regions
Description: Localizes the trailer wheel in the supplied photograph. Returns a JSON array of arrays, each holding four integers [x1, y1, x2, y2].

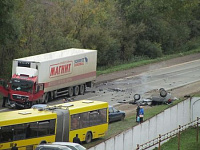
[[73, 86, 79, 96], [79, 84, 85, 95], [68, 87, 73, 97]]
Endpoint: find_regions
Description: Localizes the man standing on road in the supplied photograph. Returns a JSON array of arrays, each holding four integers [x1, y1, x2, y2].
[[73, 134, 81, 144]]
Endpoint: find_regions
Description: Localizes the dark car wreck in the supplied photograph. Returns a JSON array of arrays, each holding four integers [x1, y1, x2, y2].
[[130, 88, 177, 106]]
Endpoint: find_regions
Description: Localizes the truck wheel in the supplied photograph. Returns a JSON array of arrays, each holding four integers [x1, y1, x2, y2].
[[79, 84, 85, 95], [73, 86, 79, 96], [68, 87, 73, 97], [43, 93, 49, 104], [85, 132, 92, 143]]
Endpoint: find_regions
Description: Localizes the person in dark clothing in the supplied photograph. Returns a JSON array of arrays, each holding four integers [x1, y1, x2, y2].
[[136, 105, 140, 122], [73, 134, 81, 144], [11, 143, 18, 150]]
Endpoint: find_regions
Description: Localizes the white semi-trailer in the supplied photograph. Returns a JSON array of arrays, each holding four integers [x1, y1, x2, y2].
[[0, 48, 97, 108]]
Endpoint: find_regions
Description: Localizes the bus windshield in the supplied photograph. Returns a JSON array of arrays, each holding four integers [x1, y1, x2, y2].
[[11, 79, 33, 93]]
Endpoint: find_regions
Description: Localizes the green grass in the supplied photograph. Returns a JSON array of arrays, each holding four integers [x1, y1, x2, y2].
[[154, 127, 200, 150], [97, 47, 200, 76]]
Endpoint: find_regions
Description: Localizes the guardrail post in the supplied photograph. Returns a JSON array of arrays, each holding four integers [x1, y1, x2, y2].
[[178, 125, 181, 150], [197, 117, 199, 143], [158, 134, 161, 150]]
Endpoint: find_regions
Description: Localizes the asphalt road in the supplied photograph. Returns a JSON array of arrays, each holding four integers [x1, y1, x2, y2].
[[1, 55, 200, 111], [81, 59, 200, 105]]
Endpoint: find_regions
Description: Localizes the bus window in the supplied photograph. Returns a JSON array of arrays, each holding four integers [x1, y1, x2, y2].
[[99, 108, 107, 123], [71, 114, 80, 130], [28, 122, 38, 138], [80, 112, 89, 128], [89, 110, 99, 126], [0, 126, 13, 142], [38, 120, 56, 136], [13, 124, 26, 140]]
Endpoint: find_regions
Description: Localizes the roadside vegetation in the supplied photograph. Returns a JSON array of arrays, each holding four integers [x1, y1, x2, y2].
[[153, 127, 200, 150], [97, 47, 200, 75], [1, 0, 200, 79]]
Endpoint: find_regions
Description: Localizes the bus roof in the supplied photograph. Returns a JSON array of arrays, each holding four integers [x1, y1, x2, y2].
[[53, 100, 108, 114], [0, 108, 57, 126], [0, 100, 108, 126]]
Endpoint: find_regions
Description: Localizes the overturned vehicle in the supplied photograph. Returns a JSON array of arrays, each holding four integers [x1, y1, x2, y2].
[[130, 88, 177, 106]]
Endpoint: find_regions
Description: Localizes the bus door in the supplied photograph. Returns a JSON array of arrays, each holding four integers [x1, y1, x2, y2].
[[54, 109, 70, 142], [0, 79, 8, 97]]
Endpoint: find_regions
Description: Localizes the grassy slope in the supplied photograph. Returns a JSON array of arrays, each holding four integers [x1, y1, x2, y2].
[[155, 127, 200, 150], [97, 48, 200, 76]]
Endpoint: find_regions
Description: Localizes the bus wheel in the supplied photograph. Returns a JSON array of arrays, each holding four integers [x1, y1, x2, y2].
[[73, 85, 79, 96], [39, 140, 47, 144], [79, 84, 85, 95], [68, 87, 73, 97], [85, 132, 92, 143]]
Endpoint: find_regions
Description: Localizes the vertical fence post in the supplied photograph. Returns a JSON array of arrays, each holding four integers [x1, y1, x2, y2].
[[158, 134, 161, 150], [178, 125, 181, 150], [197, 117, 199, 143]]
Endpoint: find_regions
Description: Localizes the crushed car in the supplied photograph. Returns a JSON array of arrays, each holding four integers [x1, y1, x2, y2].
[[129, 88, 177, 106]]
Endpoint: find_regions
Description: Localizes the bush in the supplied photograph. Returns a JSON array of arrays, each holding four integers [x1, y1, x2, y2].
[[136, 40, 163, 59]]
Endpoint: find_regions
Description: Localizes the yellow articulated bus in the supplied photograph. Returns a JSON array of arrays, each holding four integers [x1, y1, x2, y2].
[[0, 100, 108, 150]]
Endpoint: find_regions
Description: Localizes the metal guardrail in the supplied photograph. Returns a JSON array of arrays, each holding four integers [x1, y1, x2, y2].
[[136, 117, 199, 150]]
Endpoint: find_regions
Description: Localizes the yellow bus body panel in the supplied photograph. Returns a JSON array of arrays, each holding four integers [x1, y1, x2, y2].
[[55, 100, 109, 142], [0, 109, 57, 150], [0, 100, 109, 149]]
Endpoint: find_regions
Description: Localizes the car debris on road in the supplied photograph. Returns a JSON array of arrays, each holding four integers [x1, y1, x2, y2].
[[129, 88, 178, 106]]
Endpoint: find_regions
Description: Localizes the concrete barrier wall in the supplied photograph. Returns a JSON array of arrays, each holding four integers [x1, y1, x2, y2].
[[123, 129, 132, 150], [89, 97, 200, 150], [191, 98, 200, 120]]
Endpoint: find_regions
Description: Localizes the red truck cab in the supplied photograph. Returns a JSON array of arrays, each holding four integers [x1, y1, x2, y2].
[[0, 73, 44, 108]]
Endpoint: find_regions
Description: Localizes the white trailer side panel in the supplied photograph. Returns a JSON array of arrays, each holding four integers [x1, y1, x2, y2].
[[13, 48, 97, 92]]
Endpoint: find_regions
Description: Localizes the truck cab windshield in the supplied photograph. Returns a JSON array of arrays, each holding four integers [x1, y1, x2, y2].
[[11, 79, 33, 93]]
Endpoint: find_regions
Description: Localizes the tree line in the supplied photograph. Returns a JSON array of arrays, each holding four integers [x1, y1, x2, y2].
[[0, 0, 200, 78]]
